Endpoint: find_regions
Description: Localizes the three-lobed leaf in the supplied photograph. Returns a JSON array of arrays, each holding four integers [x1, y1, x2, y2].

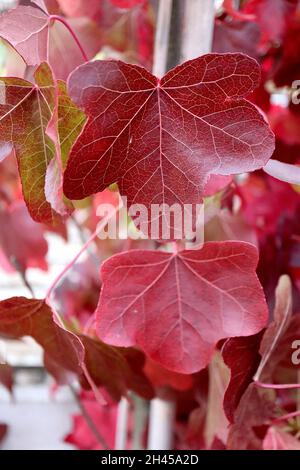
[[96, 241, 268, 373]]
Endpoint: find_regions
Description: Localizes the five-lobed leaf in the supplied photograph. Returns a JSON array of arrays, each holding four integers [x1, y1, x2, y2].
[[96, 241, 268, 374], [63, 54, 274, 234]]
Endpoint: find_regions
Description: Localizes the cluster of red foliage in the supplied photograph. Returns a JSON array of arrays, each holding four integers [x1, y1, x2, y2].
[[1, 0, 300, 450]]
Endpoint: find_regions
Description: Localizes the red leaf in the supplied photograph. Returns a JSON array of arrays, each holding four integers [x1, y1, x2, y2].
[[79, 335, 153, 400], [0, 297, 153, 401], [110, 0, 145, 8], [63, 54, 274, 233], [96, 241, 268, 374], [0, 201, 48, 272], [222, 332, 263, 423], [0, 297, 86, 375]]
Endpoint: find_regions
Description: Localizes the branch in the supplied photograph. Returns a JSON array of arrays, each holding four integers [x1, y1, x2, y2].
[[12, 259, 35, 298], [46, 204, 121, 302]]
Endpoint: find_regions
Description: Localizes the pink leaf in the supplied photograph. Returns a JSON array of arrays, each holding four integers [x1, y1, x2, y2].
[[0, 201, 48, 272], [0, 6, 102, 80], [96, 241, 268, 374], [0, 6, 49, 66], [56, 0, 102, 19]]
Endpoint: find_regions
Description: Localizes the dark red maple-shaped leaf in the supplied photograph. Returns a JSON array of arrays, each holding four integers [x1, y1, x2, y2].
[[96, 241, 268, 374], [63, 54, 274, 233]]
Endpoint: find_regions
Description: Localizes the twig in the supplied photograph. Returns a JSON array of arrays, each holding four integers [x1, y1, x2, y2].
[[70, 215, 99, 268], [255, 381, 300, 390], [12, 259, 35, 298], [271, 410, 300, 425], [46, 204, 121, 302]]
